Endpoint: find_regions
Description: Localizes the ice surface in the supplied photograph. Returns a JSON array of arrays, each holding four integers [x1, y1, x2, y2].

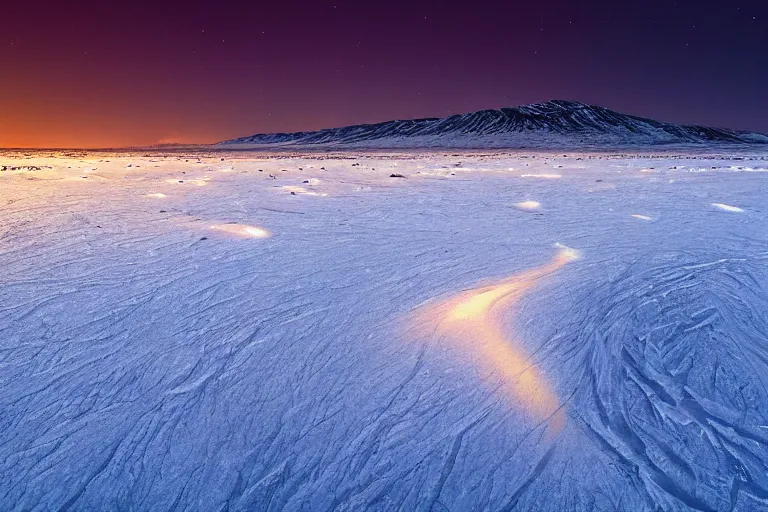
[[2, 149, 768, 511]]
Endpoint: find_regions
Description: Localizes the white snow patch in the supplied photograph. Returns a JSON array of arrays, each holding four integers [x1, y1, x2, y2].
[[521, 173, 562, 179], [513, 201, 541, 211], [711, 203, 744, 213], [729, 166, 768, 172]]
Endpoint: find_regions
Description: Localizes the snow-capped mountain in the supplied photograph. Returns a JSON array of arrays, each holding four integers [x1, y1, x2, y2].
[[219, 100, 768, 148]]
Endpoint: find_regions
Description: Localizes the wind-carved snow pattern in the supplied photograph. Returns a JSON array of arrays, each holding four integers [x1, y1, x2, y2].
[[2, 150, 768, 511], [566, 254, 768, 511]]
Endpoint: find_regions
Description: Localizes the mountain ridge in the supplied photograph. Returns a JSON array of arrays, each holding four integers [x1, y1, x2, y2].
[[219, 100, 768, 148]]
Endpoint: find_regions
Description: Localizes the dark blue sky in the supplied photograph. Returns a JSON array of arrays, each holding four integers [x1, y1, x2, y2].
[[2, 0, 766, 147]]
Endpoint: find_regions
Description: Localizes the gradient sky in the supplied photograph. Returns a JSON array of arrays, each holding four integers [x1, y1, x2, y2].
[[2, 0, 766, 148]]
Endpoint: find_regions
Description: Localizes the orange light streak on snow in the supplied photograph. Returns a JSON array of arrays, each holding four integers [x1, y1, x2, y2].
[[411, 245, 579, 433]]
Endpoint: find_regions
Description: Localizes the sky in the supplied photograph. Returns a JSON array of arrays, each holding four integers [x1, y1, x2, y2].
[[1, 0, 766, 148]]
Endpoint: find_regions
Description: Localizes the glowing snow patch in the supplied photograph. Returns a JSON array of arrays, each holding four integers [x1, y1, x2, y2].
[[553, 243, 581, 262], [632, 214, 652, 221], [521, 173, 562, 179], [640, 168, 655, 173], [209, 224, 270, 238], [712, 203, 744, 213], [513, 201, 541, 211], [145, 193, 167, 199], [410, 245, 580, 435]]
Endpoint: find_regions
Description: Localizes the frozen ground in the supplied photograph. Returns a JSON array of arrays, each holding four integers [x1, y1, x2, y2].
[[2, 149, 768, 511]]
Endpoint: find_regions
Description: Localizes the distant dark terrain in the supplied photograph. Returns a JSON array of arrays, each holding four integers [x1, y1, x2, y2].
[[220, 100, 768, 149]]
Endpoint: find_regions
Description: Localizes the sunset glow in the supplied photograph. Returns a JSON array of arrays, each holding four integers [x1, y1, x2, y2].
[[2, 2, 765, 148]]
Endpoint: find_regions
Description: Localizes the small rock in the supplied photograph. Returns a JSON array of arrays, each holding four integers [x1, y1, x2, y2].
[[290, 191, 296, 195], [200, 236, 208, 241], [390, 174, 406, 178]]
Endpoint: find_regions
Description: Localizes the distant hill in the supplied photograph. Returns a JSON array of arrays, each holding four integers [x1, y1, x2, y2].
[[219, 100, 768, 149]]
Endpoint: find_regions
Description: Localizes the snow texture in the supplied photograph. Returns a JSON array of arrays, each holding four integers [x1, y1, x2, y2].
[[2, 149, 768, 511]]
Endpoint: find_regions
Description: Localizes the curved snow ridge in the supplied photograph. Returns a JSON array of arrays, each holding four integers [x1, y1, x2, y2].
[[220, 100, 768, 148], [409, 245, 580, 433]]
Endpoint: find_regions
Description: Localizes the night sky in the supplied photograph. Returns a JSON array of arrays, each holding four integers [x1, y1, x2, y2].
[[2, 0, 766, 148]]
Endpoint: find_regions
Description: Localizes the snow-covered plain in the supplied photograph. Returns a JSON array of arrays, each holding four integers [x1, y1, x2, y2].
[[2, 149, 768, 511]]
